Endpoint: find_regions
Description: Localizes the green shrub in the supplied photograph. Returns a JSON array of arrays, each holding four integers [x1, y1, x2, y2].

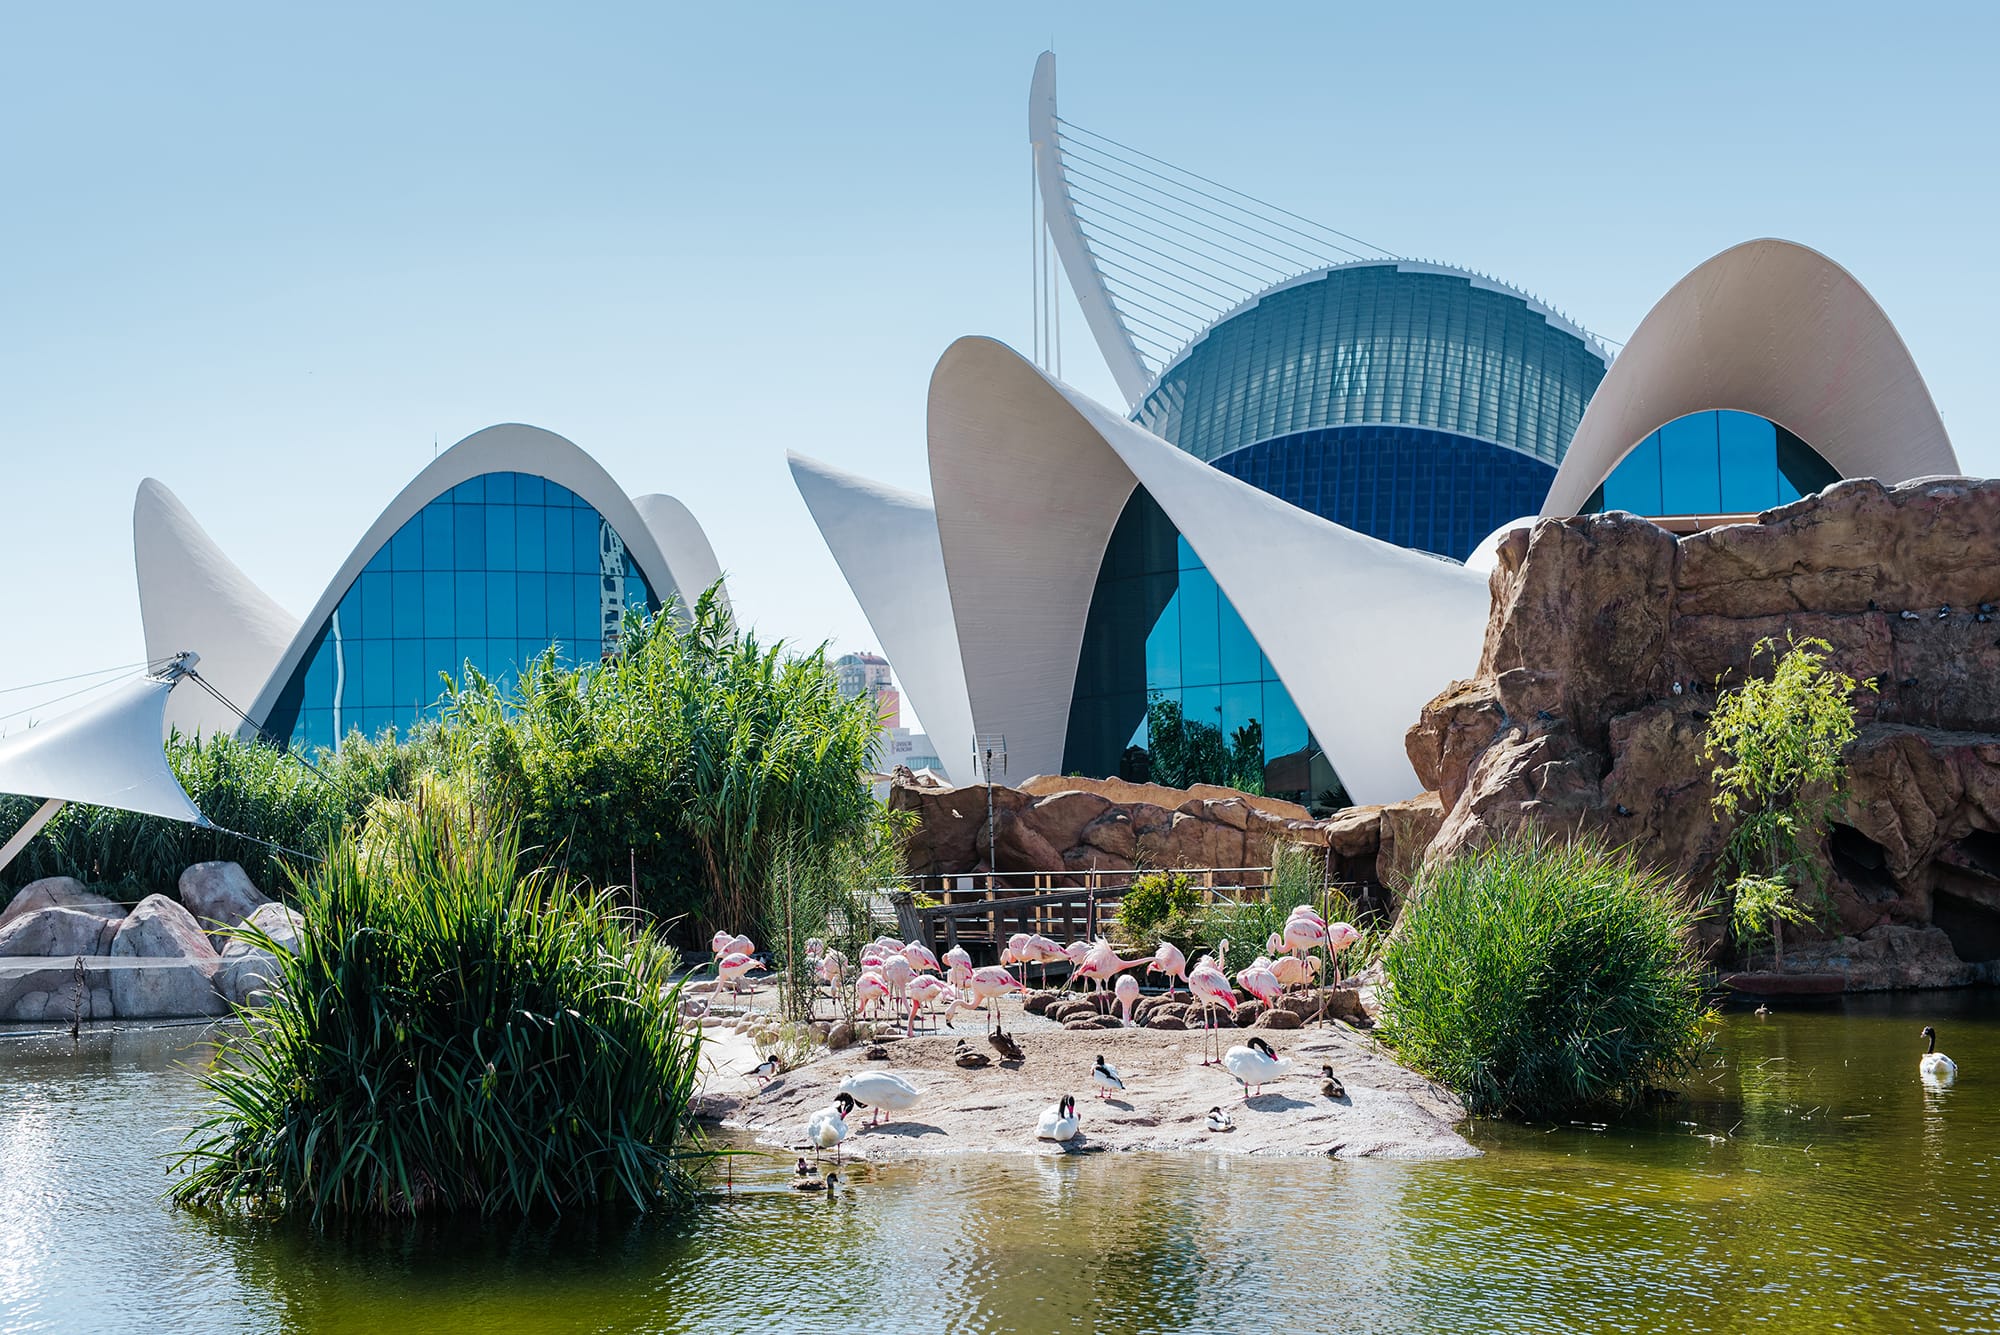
[[170, 791, 705, 1221], [444, 589, 888, 932], [1116, 869, 1203, 939], [1379, 832, 1711, 1119]]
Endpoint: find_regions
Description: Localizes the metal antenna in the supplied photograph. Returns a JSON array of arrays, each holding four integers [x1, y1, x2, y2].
[[974, 734, 1007, 893]]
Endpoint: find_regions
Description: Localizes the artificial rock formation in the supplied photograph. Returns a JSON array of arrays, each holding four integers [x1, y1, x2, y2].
[[1407, 477, 2000, 987], [889, 769, 1385, 895]]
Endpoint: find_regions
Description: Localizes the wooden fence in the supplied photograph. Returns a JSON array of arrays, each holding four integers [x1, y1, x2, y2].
[[885, 867, 1276, 960]]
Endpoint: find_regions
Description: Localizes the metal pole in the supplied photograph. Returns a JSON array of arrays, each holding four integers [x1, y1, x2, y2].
[[0, 797, 64, 877]]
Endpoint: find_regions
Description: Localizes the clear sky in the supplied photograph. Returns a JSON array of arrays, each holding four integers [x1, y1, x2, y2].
[[4, 1, 1996, 735]]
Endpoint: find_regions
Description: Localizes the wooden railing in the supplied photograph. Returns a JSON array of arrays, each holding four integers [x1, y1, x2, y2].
[[884, 867, 1276, 960]]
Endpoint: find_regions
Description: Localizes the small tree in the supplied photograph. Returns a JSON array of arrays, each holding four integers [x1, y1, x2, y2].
[[1705, 635, 1872, 968]]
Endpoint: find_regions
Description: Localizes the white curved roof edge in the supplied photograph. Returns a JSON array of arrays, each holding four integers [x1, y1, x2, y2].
[[1464, 515, 1542, 577], [134, 478, 303, 740], [1144, 259, 1613, 394], [0, 674, 207, 825], [236, 423, 721, 741], [632, 493, 732, 618], [928, 336, 1491, 806], [1031, 51, 1153, 408], [1541, 238, 1959, 517], [785, 452, 975, 787]]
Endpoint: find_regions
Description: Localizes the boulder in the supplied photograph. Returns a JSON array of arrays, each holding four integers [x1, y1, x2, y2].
[[222, 902, 304, 956], [0, 959, 114, 1023], [0, 905, 120, 957], [112, 895, 219, 961], [1063, 1015, 1121, 1030], [1023, 991, 1062, 1016], [1233, 1000, 1265, 1026], [1254, 1008, 1304, 1030], [826, 1021, 857, 1051], [214, 949, 284, 1007], [0, 877, 122, 933], [1145, 1015, 1187, 1030], [1780, 924, 1982, 991], [1027, 790, 1116, 852], [177, 862, 271, 947]]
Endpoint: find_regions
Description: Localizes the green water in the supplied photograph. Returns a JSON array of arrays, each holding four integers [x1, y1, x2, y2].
[[1, 993, 1995, 1334]]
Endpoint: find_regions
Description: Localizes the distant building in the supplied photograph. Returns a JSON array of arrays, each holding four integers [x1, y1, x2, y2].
[[834, 651, 898, 728]]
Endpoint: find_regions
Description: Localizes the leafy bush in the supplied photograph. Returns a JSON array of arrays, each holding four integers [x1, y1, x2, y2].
[[1706, 634, 1871, 966], [444, 590, 888, 933], [1116, 869, 1204, 941], [1379, 832, 1711, 1119], [171, 791, 704, 1220]]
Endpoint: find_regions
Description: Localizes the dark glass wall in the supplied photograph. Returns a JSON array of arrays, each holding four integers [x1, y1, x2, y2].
[[1210, 424, 1557, 560], [263, 472, 659, 753], [1136, 264, 1608, 467], [1065, 489, 1325, 802], [1584, 410, 1840, 515]]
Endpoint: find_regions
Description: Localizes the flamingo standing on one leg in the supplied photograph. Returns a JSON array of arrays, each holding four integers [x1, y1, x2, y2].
[[1188, 960, 1239, 1065], [881, 952, 913, 1012], [964, 965, 1026, 1032], [1002, 933, 1033, 990], [854, 970, 891, 1020], [1024, 934, 1067, 990], [1325, 921, 1361, 986], [1114, 973, 1141, 1026], [1236, 961, 1282, 1013], [1147, 941, 1189, 998], [906, 973, 949, 1034]]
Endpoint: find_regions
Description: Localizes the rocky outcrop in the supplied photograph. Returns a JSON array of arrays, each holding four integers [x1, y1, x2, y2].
[[178, 861, 271, 948], [0, 877, 121, 932], [1408, 477, 2000, 989], [890, 773, 1384, 896], [0, 906, 120, 957]]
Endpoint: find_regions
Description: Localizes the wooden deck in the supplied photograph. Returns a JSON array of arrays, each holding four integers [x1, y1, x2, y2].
[[887, 867, 1276, 960]]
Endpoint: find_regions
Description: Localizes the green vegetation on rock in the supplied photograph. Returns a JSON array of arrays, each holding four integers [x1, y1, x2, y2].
[[1379, 832, 1711, 1119]]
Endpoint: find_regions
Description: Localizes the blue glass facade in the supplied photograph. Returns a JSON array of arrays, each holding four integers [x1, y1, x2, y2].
[[1585, 410, 1840, 515], [1065, 489, 1328, 801], [1211, 424, 1557, 560], [1135, 264, 1608, 467], [263, 472, 659, 753]]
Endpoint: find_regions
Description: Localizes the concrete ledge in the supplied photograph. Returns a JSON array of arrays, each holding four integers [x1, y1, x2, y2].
[[0, 955, 232, 1022]]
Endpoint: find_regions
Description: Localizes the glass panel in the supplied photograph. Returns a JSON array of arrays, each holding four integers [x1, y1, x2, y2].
[[518, 572, 548, 634], [516, 504, 546, 571], [454, 502, 485, 568], [1218, 594, 1260, 684], [487, 571, 517, 638], [1717, 410, 1778, 512], [393, 639, 426, 714], [423, 572, 454, 635], [1659, 413, 1721, 514], [484, 471, 515, 505], [1600, 432, 1663, 514], [515, 473, 546, 504], [1179, 565, 1220, 688], [456, 572, 487, 637], [390, 518, 422, 572], [422, 503, 453, 568], [485, 504, 515, 568], [392, 570, 423, 638], [451, 476, 484, 504], [360, 572, 391, 639], [1145, 587, 1182, 692]]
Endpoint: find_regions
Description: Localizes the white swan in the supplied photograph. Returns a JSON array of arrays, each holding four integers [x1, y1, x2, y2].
[[806, 1093, 856, 1159], [1091, 1054, 1125, 1100], [838, 1071, 922, 1126], [1920, 1026, 1959, 1084], [1036, 1094, 1080, 1142], [1222, 1036, 1296, 1099]]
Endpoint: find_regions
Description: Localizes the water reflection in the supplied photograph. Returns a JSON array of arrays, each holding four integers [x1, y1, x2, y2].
[[0, 993, 1995, 1334]]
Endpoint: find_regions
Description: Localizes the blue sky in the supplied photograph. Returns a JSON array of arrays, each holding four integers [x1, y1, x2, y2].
[[3, 2, 1995, 734]]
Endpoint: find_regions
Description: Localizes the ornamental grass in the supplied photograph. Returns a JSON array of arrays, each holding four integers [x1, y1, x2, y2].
[[1379, 831, 1711, 1120], [171, 788, 705, 1221]]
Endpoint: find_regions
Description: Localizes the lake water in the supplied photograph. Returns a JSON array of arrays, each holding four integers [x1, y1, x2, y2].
[[1, 992, 1995, 1334]]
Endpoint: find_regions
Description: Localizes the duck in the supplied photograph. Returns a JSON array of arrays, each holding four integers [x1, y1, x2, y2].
[[1205, 1106, 1234, 1133], [1091, 1054, 1126, 1099], [838, 1070, 922, 1126], [806, 1092, 857, 1160], [793, 1170, 840, 1193], [1320, 1064, 1346, 1100], [1037, 1094, 1081, 1142], [794, 1156, 813, 1176], [1920, 1026, 1959, 1084], [747, 1055, 782, 1087], [1222, 1036, 1296, 1099]]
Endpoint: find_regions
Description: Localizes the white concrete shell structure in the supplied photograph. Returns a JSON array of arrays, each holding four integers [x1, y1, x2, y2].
[[134, 480, 303, 740], [134, 424, 730, 745], [786, 452, 974, 785], [928, 337, 1489, 806], [1541, 238, 1959, 516]]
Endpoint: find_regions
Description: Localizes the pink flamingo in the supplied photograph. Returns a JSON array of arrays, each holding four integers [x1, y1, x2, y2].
[[854, 970, 891, 1019], [936, 983, 971, 1029], [1237, 962, 1282, 1011], [1147, 941, 1189, 997], [1021, 934, 1066, 989], [1062, 939, 1091, 987], [943, 944, 973, 990], [1002, 933, 1033, 989], [902, 941, 942, 974], [1075, 938, 1150, 993], [711, 930, 755, 958], [880, 953, 913, 1009], [1188, 961, 1239, 1065], [1114, 973, 1141, 1025], [1326, 921, 1361, 985], [906, 973, 949, 1034], [963, 964, 1026, 1032], [703, 950, 760, 1015], [1270, 954, 1320, 989]]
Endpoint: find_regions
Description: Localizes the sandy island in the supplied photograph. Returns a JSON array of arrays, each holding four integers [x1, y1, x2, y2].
[[692, 992, 1472, 1161]]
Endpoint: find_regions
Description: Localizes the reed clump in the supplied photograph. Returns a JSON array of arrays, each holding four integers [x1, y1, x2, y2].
[[1378, 832, 1711, 1119], [171, 789, 705, 1221]]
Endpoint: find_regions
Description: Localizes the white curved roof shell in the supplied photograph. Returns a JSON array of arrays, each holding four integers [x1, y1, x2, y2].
[[134, 479, 301, 739], [133, 424, 729, 744], [787, 453, 975, 786], [927, 337, 1489, 806], [1542, 238, 1958, 516]]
